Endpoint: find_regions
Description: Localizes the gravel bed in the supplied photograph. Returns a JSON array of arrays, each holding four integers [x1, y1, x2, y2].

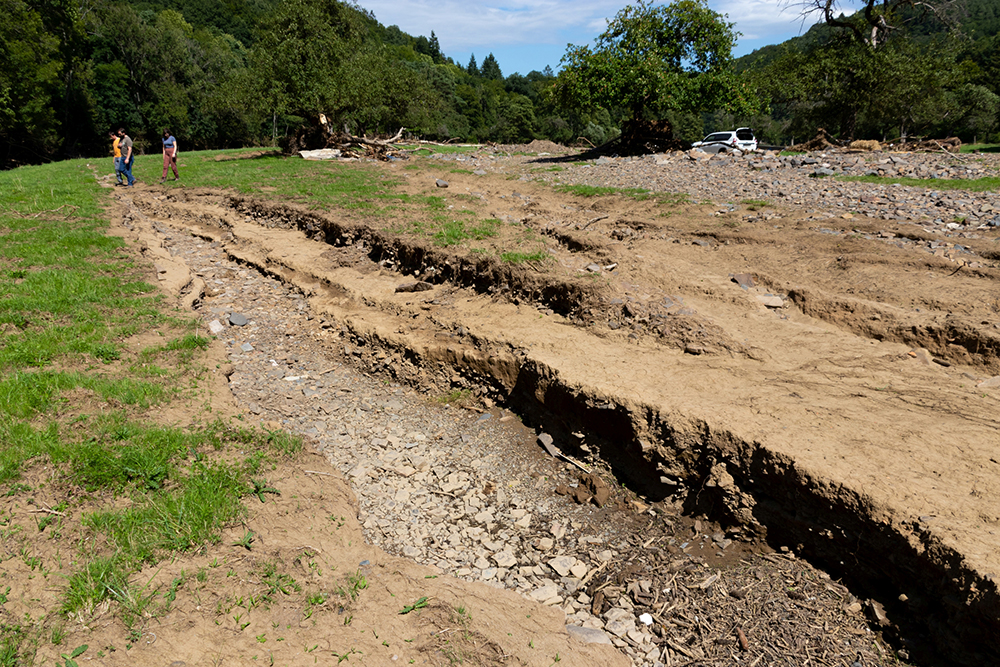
[[430, 147, 1000, 231]]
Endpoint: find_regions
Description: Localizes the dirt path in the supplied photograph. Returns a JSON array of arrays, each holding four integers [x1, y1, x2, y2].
[[110, 149, 1000, 666]]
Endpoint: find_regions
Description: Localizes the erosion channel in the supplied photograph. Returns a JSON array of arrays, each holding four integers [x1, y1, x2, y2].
[[120, 147, 1000, 667]]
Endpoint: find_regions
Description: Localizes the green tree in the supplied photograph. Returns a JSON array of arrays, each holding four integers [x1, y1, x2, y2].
[[755, 33, 980, 141], [246, 0, 415, 134], [480, 53, 502, 80], [492, 93, 536, 142], [554, 0, 762, 130], [0, 0, 66, 165]]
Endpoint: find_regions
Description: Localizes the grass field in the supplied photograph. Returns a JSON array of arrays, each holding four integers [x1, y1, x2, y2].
[[959, 143, 1000, 153], [146, 149, 563, 262], [0, 158, 302, 663]]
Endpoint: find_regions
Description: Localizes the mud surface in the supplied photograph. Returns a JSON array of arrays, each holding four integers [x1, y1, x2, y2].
[[114, 147, 1000, 666]]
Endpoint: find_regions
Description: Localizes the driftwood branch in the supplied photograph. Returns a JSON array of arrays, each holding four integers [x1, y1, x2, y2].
[[343, 126, 405, 147]]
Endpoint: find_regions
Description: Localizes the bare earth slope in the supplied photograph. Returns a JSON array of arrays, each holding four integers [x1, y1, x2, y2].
[[119, 147, 1000, 665]]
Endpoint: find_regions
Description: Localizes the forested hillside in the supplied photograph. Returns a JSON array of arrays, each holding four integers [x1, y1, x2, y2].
[[0, 0, 606, 167], [1, 0, 999, 168], [737, 0, 1000, 145]]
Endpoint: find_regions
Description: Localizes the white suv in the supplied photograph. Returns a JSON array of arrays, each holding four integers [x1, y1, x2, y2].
[[691, 128, 757, 154]]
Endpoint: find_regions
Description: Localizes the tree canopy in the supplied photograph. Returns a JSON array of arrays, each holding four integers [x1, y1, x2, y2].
[[553, 0, 764, 126]]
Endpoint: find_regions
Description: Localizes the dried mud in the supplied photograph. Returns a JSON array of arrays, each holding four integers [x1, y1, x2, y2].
[[113, 153, 1000, 666]]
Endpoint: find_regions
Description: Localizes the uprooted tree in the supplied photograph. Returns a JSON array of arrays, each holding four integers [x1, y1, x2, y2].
[[552, 0, 765, 151]]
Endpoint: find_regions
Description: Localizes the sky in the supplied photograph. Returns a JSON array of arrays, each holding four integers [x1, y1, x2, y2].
[[355, 0, 828, 76]]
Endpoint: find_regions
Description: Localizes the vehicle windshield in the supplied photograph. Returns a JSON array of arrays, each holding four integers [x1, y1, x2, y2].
[[736, 129, 755, 140]]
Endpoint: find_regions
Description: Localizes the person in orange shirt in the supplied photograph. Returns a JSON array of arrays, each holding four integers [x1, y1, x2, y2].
[[110, 130, 123, 185]]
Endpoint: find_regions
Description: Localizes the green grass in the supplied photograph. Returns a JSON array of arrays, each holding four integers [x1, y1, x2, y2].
[[0, 163, 160, 369], [152, 151, 408, 216], [838, 174, 1000, 191], [741, 199, 770, 210], [402, 145, 480, 155], [555, 184, 649, 198], [500, 250, 550, 264], [0, 155, 306, 655], [157, 149, 547, 257], [436, 389, 473, 405], [959, 143, 1000, 153], [553, 183, 690, 206], [433, 219, 500, 247]]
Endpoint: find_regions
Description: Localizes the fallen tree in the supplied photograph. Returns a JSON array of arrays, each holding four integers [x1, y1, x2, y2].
[[284, 114, 407, 159], [887, 136, 961, 153], [786, 128, 846, 152]]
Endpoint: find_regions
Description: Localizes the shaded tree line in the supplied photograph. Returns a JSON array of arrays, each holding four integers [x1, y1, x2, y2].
[[0, 0, 616, 167], [4, 0, 998, 169]]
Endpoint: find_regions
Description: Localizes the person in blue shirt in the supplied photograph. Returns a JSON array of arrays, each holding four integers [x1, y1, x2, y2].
[[160, 129, 179, 183]]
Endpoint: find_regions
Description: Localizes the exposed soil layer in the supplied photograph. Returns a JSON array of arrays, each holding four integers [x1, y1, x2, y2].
[[120, 152, 1000, 666]]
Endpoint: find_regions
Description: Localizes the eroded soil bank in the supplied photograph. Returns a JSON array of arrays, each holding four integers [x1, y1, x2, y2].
[[123, 150, 1000, 665]]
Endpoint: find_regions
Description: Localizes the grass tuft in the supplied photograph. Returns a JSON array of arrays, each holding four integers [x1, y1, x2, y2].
[[839, 174, 1000, 191]]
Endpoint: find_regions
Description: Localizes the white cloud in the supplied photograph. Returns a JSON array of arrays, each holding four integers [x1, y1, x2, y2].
[[715, 0, 816, 41]]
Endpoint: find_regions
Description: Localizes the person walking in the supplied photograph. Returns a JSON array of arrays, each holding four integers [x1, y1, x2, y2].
[[110, 131, 123, 185], [160, 130, 179, 183], [117, 128, 135, 187]]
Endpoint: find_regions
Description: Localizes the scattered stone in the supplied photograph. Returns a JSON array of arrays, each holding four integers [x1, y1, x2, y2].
[[230, 313, 248, 326], [492, 550, 517, 568], [395, 281, 434, 293], [756, 295, 784, 308], [208, 319, 224, 335], [538, 432, 559, 457], [530, 583, 560, 602], [435, 179, 449, 188], [579, 473, 611, 507], [549, 556, 575, 577], [604, 616, 636, 637], [566, 625, 612, 645]]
